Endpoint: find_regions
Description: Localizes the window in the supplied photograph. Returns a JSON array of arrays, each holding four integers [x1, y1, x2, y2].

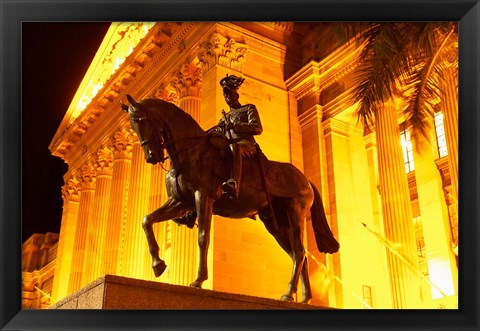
[[400, 128, 415, 173], [434, 111, 448, 158]]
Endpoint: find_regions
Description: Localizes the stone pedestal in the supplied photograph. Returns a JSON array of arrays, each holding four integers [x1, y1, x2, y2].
[[51, 275, 328, 310]]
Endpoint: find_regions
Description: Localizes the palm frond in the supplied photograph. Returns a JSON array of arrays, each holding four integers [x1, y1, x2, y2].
[[403, 25, 456, 151], [345, 22, 458, 148]]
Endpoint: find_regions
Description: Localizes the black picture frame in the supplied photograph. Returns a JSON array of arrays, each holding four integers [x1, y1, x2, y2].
[[1, 0, 479, 330]]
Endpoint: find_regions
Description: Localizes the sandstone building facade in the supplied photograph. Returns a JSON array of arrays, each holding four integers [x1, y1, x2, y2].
[[25, 22, 458, 309]]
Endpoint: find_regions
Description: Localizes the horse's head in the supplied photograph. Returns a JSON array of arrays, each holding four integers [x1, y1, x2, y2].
[[121, 94, 165, 164]]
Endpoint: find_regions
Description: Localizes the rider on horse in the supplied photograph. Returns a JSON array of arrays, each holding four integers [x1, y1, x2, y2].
[[216, 74, 263, 199], [173, 74, 263, 227]]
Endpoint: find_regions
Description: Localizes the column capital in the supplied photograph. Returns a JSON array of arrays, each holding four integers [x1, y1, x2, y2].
[[153, 83, 180, 105], [111, 128, 134, 160], [80, 161, 96, 191], [95, 144, 114, 176], [154, 60, 202, 102], [61, 175, 81, 204], [171, 61, 202, 98], [197, 32, 248, 73]]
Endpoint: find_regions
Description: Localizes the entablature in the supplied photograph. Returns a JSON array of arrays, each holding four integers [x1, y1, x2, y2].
[[286, 39, 364, 100]]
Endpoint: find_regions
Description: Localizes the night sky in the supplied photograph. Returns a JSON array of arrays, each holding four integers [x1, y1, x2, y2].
[[22, 22, 111, 242]]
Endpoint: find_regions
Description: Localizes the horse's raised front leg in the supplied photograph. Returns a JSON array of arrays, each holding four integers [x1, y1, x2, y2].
[[189, 190, 214, 288], [143, 197, 187, 277]]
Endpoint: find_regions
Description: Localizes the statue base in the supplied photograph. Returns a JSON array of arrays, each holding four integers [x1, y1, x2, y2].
[[50, 274, 328, 309]]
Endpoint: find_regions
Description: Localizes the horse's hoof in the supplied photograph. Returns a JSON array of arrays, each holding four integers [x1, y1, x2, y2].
[[280, 294, 294, 302], [301, 297, 312, 304], [152, 260, 167, 277], [189, 281, 203, 288]]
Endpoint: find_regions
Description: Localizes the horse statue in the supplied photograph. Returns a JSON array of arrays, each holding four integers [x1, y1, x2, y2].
[[121, 94, 339, 303]]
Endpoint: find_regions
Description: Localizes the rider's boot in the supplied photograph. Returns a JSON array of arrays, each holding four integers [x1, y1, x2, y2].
[[222, 143, 242, 199]]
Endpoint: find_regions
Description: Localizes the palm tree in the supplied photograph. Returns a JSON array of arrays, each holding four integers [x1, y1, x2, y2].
[[347, 22, 458, 147], [335, 22, 458, 308]]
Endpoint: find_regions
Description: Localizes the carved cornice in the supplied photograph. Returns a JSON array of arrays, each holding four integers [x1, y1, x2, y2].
[[126, 22, 197, 96], [50, 22, 184, 162], [197, 32, 248, 73], [286, 40, 364, 101]]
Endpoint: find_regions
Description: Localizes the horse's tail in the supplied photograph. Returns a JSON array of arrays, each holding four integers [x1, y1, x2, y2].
[[309, 181, 339, 254]]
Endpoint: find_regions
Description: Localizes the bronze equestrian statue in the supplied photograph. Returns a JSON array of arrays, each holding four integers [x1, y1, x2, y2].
[[216, 74, 262, 199], [121, 76, 339, 303]]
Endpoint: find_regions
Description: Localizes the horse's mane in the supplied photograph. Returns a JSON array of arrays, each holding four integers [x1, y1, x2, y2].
[[140, 98, 206, 138]]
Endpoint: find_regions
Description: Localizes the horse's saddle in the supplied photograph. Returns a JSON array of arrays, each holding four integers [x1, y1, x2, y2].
[[208, 131, 302, 198]]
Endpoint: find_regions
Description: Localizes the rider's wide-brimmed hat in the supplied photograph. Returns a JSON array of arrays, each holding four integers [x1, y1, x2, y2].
[[220, 74, 244, 91]]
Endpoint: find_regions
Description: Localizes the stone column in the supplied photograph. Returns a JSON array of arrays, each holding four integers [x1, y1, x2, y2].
[[121, 138, 152, 279], [68, 161, 96, 293], [83, 145, 113, 284], [51, 174, 80, 301], [412, 125, 458, 298], [375, 101, 421, 308], [104, 128, 133, 275], [441, 66, 458, 201], [363, 131, 393, 308]]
